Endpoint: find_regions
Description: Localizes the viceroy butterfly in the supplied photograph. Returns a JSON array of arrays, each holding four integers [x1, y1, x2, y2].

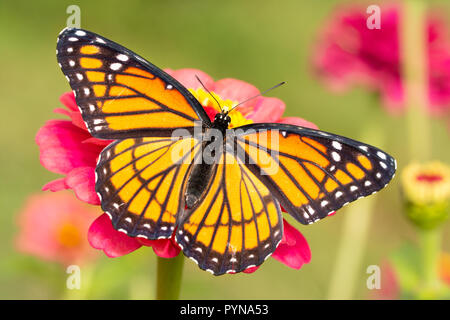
[[56, 28, 396, 275]]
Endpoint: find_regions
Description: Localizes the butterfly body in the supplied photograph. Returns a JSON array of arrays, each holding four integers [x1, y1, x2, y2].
[[184, 112, 232, 209], [56, 28, 397, 275]]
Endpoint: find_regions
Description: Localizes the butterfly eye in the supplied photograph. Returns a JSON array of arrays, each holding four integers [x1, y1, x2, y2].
[[226, 116, 231, 122]]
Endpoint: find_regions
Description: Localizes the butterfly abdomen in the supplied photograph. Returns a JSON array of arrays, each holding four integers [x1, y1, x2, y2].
[[185, 161, 217, 209], [185, 126, 227, 209]]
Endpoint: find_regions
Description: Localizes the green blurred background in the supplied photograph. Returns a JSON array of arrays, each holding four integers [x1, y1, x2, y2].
[[0, 0, 449, 299]]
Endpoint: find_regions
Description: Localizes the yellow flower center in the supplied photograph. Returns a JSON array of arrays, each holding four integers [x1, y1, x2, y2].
[[189, 88, 253, 128], [57, 223, 82, 248]]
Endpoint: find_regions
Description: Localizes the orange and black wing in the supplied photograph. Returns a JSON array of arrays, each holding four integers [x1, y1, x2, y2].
[[56, 28, 210, 139], [95, 136, 201, 239], [232, 123, 396, 225], [176, 143, 283, 275]]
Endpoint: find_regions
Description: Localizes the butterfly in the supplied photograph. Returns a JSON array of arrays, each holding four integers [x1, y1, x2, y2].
[[56, 28, 396, 275]]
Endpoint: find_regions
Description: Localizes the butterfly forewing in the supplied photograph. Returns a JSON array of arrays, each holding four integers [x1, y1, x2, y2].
[[56, 28, 210, 139], [233, 123, 396, 225]]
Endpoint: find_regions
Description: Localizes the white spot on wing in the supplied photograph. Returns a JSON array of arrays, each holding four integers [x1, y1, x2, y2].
[[377, 151, 387, 160], [359, 146, 369, 152], [116, 54, 129, 62], [332, 141, 342, 150], [110, 63, 122, 70], [331, 151, 341, 162]]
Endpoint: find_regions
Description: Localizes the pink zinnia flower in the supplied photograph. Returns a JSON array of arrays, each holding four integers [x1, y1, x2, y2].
[[37, 68, 315, 273], [15, 192, 98, 265], [313, 4, 450, 115]]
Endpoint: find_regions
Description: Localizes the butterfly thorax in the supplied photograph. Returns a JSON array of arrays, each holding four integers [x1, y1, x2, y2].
[[184, 113, 231, 210], [211, 112, 231, 133]]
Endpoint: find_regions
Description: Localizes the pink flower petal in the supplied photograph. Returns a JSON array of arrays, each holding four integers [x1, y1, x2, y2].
[[53, 107, 71, 118], [278, 117, 319, 130], [65, 167, 100, 205], [82, 137, 112, 147], [138, 237, 181, 258], [272, 219, 311, 269], [214, 78, 260, 110], [165, 68, 215, 90], [88, 214, 142, 258], [36, 120, 100, 175], [247, 97, 286, 123], [42, 178, 68, 192], [59, 92, 78, 112]]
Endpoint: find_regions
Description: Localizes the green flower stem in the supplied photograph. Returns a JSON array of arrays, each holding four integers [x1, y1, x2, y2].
[[403, 0, 431, 161], [156, 254, 184, 300], [418, 228, 442, 297]]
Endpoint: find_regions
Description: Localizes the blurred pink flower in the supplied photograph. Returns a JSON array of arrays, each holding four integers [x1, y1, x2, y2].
[[314, 4, 450, 115], [371, 261, 401, 300], [38, 68, 315, 273], [15, 192, 99, 265]]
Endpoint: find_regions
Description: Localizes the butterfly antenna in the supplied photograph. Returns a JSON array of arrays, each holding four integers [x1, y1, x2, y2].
[[195, 75, 223, 112], [227, 81, 286, 114]]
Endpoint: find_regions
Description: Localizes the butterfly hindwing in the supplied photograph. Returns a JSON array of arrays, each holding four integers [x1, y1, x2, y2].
[[56, 28, 211, 139], [96, 136, 201, 239], [176, 141, 283, 275], [233, 123, 396, 225]]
